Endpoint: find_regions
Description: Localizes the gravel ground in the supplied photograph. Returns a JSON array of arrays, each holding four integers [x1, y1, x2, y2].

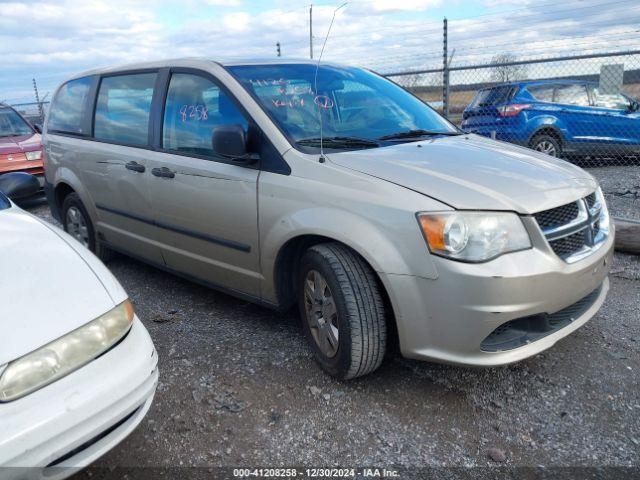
[[21, 191, 640, 476], [587, 165, 640, 221]]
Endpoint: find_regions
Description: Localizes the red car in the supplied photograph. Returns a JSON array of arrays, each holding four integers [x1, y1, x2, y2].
[[0, 104, 44, 188]]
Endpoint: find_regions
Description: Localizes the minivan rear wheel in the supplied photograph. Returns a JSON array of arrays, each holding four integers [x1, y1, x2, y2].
[[61, 192, 113, 262], [531, 134, 561, 158], [298, 243, 387, 379]]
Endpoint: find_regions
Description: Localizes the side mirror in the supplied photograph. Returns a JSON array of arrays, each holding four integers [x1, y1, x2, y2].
[[0, 172, 41, 200], [212, 124, 255, 163], [33, 123, 43, 134]]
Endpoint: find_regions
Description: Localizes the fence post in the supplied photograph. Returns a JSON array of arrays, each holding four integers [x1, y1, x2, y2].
[[442, 17, 449, 119], [32, 78, 43, 123]]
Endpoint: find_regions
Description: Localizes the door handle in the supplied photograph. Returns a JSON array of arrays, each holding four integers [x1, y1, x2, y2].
[[125, 161, 145, 173], [151, 167, 175, 179]]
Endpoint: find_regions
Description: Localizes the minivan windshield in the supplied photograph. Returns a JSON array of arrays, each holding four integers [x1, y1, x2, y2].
[[227, 63, 459, 151], [0, 107, 33, 138]]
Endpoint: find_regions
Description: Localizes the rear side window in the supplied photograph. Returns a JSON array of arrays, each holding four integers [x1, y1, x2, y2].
[[48, 77, 92, 134], [554, 84, 589, 106], [469, 86, 515, 108], [94, 73, 157, 146], [162, 73, 248, 157], [527, 85, 554, 102]]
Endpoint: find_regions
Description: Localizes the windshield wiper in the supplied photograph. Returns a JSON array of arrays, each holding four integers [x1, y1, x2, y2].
[[297, 136, 380, 149], [377, 129, 462, 141]]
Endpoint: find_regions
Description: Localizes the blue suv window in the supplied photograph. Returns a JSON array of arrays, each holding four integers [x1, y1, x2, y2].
[[528, 85, 554, 103], [470, 86, 516, 107], [555, 84, 589, 106]]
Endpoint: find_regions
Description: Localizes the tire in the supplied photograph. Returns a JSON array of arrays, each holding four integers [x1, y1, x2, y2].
[[298, 242, 387, 379], [530, 133, 562, 158], [61, 192, 113, 262]]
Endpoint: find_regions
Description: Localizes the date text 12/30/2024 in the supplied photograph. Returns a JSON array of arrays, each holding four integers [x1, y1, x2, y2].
[[233, 468, 400, 478]]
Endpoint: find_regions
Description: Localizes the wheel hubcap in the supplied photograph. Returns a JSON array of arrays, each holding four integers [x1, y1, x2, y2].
[[303, 270, 339, 358], [65, 206, 90, 248], [535, 140, 557, 156]]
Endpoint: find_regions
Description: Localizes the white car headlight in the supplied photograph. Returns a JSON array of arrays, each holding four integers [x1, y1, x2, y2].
[[0, 300, 134, 402], [417, 211, 532, 262], [25, 150, 42, 161]]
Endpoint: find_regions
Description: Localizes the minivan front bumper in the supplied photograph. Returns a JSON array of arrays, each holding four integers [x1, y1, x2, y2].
[[381, 231, 614, 366]]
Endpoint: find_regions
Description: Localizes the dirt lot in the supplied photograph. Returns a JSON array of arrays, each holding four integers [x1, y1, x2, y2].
[[22, 169, 639, 476]]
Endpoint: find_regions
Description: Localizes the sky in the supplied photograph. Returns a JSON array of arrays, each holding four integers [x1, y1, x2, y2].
[[1, 0, 639, 103]]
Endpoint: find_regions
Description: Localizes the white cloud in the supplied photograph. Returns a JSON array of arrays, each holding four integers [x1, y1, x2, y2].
[[205, 0, 241, 6], [369, 0, 442, 12], [222, 11, 251, 32], [0, 0, 638, 102]]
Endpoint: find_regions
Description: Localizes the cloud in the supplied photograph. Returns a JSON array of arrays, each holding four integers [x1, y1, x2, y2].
[[0, 0, 638, 102], [369, 0, 442, 12], [222, 11, 251, 32], [205, 0, 241, 5]]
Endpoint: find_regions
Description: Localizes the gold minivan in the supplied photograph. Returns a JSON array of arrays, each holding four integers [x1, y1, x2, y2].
[[43, 58, 614, 378]]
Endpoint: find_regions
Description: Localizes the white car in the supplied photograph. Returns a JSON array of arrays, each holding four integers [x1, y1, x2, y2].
[[0, 173, 158, 478]]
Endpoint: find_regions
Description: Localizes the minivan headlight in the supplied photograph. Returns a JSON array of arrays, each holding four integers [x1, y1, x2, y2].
[[417, 212, 532, 262], [0, 300, 134, 402]]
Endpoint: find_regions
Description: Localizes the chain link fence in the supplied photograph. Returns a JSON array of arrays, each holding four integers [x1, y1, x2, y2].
[[385, 50, 640, 168], [8, 101, 49, 126]]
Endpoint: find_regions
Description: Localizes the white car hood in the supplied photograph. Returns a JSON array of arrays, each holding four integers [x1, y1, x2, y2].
[[328, 134, 597, 214], [0, 207, 117, 366]]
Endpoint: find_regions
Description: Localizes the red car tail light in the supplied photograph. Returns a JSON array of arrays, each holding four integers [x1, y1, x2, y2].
[[499, 104, 531, 117]]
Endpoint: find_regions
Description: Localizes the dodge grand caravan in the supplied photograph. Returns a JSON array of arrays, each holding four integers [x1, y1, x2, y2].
[[43, 59, 614, 379]]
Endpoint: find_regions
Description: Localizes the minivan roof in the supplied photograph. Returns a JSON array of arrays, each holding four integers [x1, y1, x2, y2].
[[63, 57, 345, 82]]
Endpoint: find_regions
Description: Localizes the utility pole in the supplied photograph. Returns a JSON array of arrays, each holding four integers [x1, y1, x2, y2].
[[276, 41, 281, 57], [309, 4, 313, 59], [32, 78, 43, 121], [442, 17, 449, 119]]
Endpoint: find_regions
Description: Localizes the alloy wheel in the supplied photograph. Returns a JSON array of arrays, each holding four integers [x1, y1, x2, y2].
[[535, 140, 557, 157], [65, 206, 90, 248], [303, 270, 339, 358]]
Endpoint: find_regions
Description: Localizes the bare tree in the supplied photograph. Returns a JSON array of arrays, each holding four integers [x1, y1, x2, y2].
[[489, 54, 529, 83]]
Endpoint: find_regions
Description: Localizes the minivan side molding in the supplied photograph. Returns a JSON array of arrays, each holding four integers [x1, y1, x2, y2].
[[95, 203, 252, 253]]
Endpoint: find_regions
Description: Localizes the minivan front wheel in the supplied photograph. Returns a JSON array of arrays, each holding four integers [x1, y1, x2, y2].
[[61, 192, 113, 262], [531, 134, 561, 158], [298, 243, 387, 379]]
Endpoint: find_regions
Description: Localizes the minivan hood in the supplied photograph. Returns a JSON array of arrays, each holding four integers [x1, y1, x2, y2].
[[329, 134, 597, 213], [0, 207, 115, 366]]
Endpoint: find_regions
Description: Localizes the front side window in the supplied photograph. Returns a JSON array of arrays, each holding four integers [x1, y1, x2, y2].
[[554, 84, 589, 106], [590, 87, 632, 110], [162, 73, 248, 157], [48, 77, 92, 134], [0, 107, 33, 137], [94, 73, 156, 146], [227, 64, 457, 151]]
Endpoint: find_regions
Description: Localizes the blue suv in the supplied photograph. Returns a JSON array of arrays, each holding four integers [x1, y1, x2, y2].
[[461, 80, 640, 159]]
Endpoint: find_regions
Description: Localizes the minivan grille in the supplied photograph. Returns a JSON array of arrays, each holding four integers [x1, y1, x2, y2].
[[548, 230, 587, 258], [533, 192, 607, 262], [534, 202, 579, 230]]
